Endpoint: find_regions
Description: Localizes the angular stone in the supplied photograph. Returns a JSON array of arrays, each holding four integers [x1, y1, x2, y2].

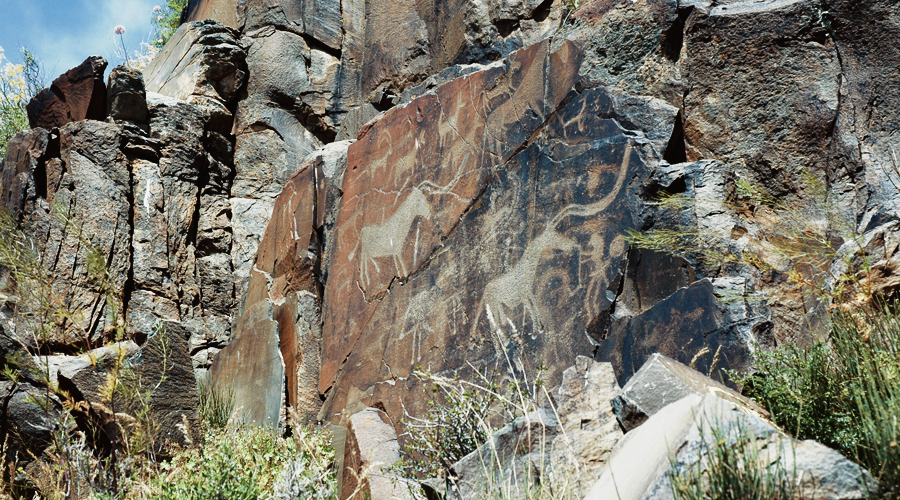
[[27, 56, 108, 130], [143, 20, 247, 107], [453, 406, 560, 498], [0, 128, 50, 214], [549, 357, 623, 498], [611, 353, 767, 432], [585, 394, 877, 500], [0, 381, 59, 465], [107, 65, 148, 124], [596, 279, 752, 387], [341, 407, 412, 500]]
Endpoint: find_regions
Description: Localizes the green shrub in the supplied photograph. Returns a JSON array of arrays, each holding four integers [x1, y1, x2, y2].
[[151, 1, 189, 49], [153, 425, 336, 500], [0, 47, 44, 159], [731, 301, 900, 497]]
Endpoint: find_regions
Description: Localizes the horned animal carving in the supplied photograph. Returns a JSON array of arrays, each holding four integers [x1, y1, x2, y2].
[[476, 141, 634, 351], [351, 187, 433, 290]]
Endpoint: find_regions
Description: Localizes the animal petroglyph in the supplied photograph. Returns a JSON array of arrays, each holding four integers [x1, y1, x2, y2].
[[350, 187, 433, 290], [475, 142, 634, 354]]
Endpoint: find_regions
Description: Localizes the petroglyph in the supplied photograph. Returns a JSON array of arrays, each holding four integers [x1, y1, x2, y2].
[[351, 187, 433, 290], [475, 142, 634, 354]]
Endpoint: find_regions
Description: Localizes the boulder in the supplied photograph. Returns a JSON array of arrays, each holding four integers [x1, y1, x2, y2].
[[549, 357, 623, 498], [585, 393, 877, 500], [341, 407, 412, 500], [0, 381, 60, 465], [26, 56, 108, 130], [106, 65, 148, 124], [595, 279, 752, 387], [610, 353, 767, 432], [49, 324, 200, 451], [143, 20, 247, 108]]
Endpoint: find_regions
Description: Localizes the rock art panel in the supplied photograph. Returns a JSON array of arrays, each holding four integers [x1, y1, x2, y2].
[[313, 39, 743, 432], [321, 39, 583, 398]]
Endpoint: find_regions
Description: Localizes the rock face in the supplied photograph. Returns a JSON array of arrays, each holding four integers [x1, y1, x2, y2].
[[26, 56, 108, 130], [209, 141, 350, 426], [0, 27, 249, 376]]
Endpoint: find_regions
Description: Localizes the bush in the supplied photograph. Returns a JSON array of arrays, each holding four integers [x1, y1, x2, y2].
[[731, 300, 900, 497], [151, 1, 189, 49], [0, 47, 44, 158], [153, 425, 336, 500]]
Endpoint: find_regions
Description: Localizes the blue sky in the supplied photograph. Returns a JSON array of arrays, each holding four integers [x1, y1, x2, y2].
[[0, 0, 162, 83]]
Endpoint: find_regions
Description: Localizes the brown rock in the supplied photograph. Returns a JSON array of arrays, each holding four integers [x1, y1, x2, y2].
[[26, 56, 108, 130], [211, 142, 350, 426]]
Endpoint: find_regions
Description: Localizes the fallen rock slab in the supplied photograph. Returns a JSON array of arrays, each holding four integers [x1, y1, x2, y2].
[[611, 352, 767, 432], [586, 393, 877, 500]]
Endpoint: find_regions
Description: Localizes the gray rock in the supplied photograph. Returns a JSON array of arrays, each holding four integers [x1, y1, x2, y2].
[[143, 20, 247, 107], [611, 353, 767, 432], [341, 407, 412, 500], [107, 65, 148, 124], [549, 357, 623, 499], [451, 359, 623, 500], [585, 393, 877, 500], [208, 299, 283, 428]]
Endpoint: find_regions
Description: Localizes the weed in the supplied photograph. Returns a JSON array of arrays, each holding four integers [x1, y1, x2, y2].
[[151, 1, 188, 49], [670, 420, 797, 500]]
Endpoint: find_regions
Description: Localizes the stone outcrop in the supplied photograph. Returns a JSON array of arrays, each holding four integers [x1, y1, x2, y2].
[[26, 56, 108, 130], [586, 393, 876, 500], [0, 26, 249, 376]]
